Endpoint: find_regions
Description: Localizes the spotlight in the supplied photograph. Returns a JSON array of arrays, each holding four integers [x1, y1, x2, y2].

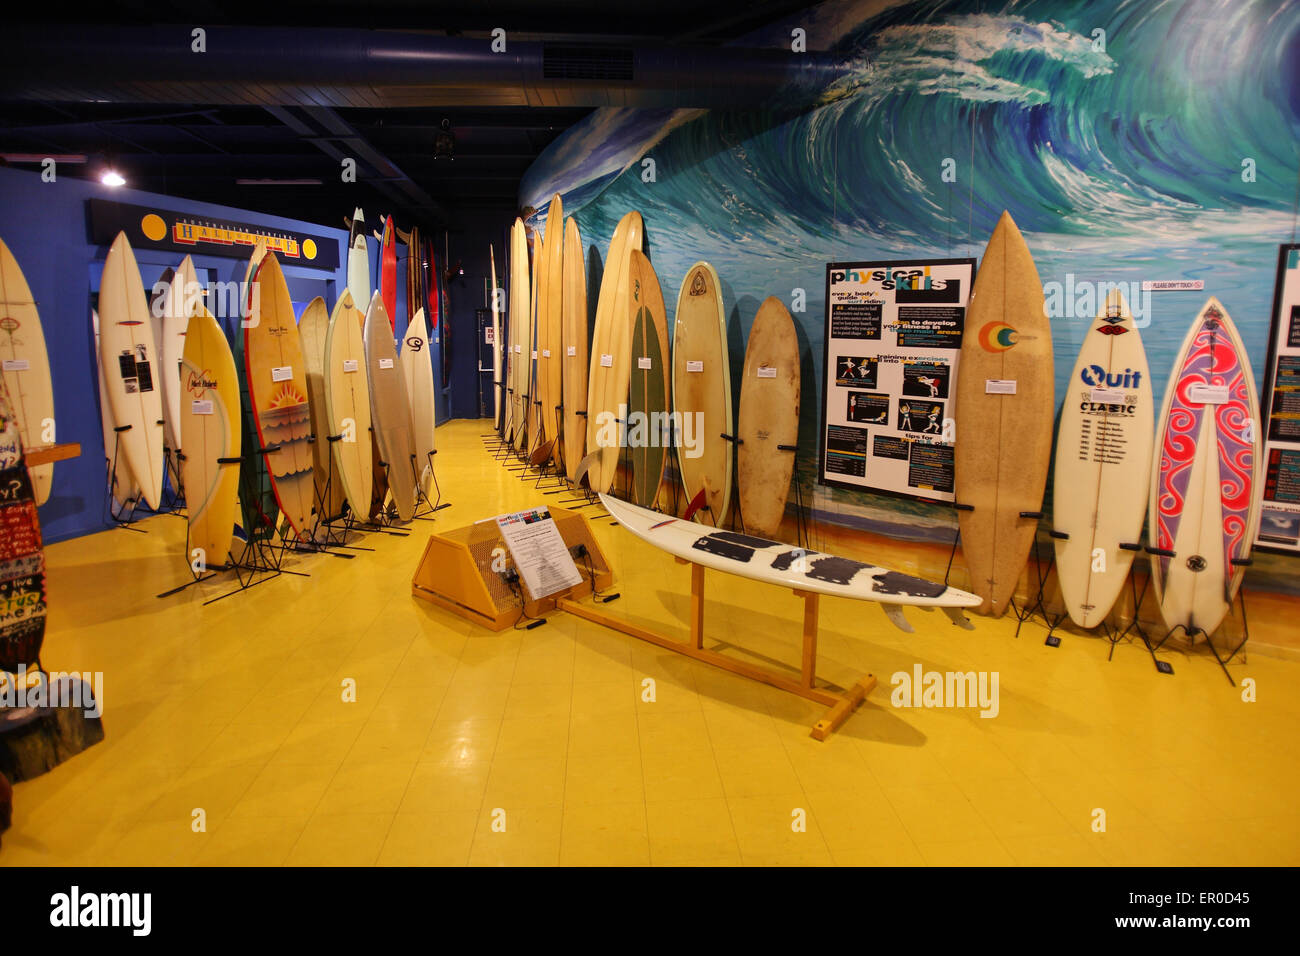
[[433, 118, 455, 161], [101, 168, 125, 187]]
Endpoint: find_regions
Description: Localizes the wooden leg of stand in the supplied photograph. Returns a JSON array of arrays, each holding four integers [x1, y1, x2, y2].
[[690, 563, 705, 650], [798, 590, 818, 689], [811, 673, 877, 741]]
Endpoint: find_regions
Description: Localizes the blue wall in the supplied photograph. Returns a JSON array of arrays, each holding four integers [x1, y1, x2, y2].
[[0, 165, 464, 543]]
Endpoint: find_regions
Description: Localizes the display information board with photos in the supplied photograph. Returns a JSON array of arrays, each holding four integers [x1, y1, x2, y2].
[[819, 258, 975, 501], [1255, 243, 1300, 553]]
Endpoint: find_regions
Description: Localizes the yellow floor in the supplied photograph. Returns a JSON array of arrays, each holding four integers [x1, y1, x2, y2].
[[4, 418, 1298, 866]]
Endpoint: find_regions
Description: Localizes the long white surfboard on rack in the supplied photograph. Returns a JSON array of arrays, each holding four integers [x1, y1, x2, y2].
[[599, 492, 980, 630]]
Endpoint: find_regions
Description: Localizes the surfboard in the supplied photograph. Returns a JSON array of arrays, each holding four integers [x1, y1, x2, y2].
[[0, 375, 46, 671], [1149, 298, 1261, 638], [600, 494, 980, 625], [586, 211, 644, 492], [245, 253, 315, 542], [99, 232, 165, 511], [324, 290, 372, 519], [491, 243, 504, 432], [92, 309, 140, 517], [738, 297, 800, 539], [1052, 289, 1153, 629], [233, 241, 278, 542], [180, 304, 240, 569], [672, 261, 731, 526], [626, 250, 669, 507], [364, 293, 417, 522], [380, 215, 397, 332], [0, 237, 55, 505], [298, 296, 344, 522], [537, 195, 565, 465], [400, 307, 437, 498], [348, 208, 370, 307], [517, 228, 540, 453], [507, 219, 529, 447], [158, 256, 199, 470], [954, 211, 1053, 617], [407, 225, 421, 327], [561, 218, 589, 483]]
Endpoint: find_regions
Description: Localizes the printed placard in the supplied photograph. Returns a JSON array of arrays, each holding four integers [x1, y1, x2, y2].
[[1090, 387, 1126, 404], [637, 357, 652, 370], [342, 359, 359, 373], [757, 366, 777, 379], [566, 346, 576, 357], [1188, 383, 1229, 405], [600, 354, 613, 368], [379, 358, 394, 370], [2, 359, 30, 372], [985, 380, 1017, 395], [820, 257, 974, 502], [1257, 244, 1300, 553], [686, 360, 704, 373], [191, 399, 214, 415], [542, 349, 551, 358], [271, 366, 293, 382]]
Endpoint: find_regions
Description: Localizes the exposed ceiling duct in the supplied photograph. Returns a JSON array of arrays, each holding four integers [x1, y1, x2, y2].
[[0, 26, 850, 109]]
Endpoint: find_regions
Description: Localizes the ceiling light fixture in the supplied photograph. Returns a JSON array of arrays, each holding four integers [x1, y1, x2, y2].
[[101, 169, 125, 187], [433, 118, 455, 161]]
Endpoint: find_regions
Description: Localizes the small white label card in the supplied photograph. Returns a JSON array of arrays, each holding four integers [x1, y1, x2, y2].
[[271, 366, 293, 382], [566, 346, 576, 357], [2, 359, 30, 372], [515, 344, 522, 353], [191, 400, 214, 415], [757, 365, 777, 379], [1189, 383, 1229, 405], [532, 350, 538, 359], [485, 327, 495, 344], [1090, 387, 1126, 404], [686, 360, 704, 373], [985, 379, 1017, 395], [637, 357, 652, 370], [343, 359, 359, 373], [379, 358, 395, 370], [600, 353, 613, 367], [543, 349, 552, 358]]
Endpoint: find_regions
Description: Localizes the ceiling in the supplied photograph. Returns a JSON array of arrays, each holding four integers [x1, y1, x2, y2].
[[0, 1, 818, 232]]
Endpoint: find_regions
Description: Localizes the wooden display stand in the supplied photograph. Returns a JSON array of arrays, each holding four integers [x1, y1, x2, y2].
[[557, 559, 876, 741], [411, 506, 613, 630], [413, 506, 876, 739], [23, 443, 81, 467]]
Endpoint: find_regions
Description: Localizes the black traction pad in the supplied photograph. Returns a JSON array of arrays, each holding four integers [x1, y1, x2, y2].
[[870, 570, 948, 598], [692, 535, 757, 562], [805, 555, 870, 585], [770, 548, 821, 571], [710, 530, 782, 549]]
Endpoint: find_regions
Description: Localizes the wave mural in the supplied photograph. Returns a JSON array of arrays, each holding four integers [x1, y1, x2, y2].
[[521, 0, 1300, 591]]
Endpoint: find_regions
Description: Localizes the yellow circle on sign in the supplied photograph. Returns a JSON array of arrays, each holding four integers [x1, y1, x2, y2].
[[141, 213, 167, 242], [303, 238, 317, 260]]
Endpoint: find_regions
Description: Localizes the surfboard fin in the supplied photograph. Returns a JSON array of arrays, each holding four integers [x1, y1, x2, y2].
[[881, 604, 913, 633], [574, 449, 599, 487], [683, 488, 708, 522], [942, 607, 975, 630], [529, 439, 554, 467]]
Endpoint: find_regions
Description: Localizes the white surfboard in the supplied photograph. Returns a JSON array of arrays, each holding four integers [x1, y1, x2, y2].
[[100, 232, 165, 511], [348, 208, 371, 307], [158, 255, 199, 462], [1052, 289, 1154, 629], [92, 308, 140, 516], [0, 237, 55, 504], [490, 244, 502, 429], [400, 306, 438, 497], [600, 493, 980, 629]]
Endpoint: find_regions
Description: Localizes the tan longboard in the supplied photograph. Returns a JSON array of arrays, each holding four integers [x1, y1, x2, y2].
[[561, 217, 589, 483], [298, 296, 345, 522], [324, 290, 372, 518], [738, 297, 800, 538], [364, 292, 417, 522], [160, 256, 199, 463], [672, 261, 731, 526], [246, 253, 316, 542], [400, 307, 438, 496], [180, 305, 241, 568], [627, 250, 669, 507], [0, 237, 55, 504], [954, 211, 1053, 616], [585, 211, 644, 493], [525, 228, 543, 452], [538, 194, 565, 466], [507, 219, 529, 448]]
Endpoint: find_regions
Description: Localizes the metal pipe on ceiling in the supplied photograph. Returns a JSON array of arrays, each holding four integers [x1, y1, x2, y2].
[[0, 26, 850, 108]]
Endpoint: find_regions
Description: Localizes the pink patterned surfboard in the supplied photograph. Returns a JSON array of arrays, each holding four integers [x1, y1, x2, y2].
[[1149, 298, 1261, 638]]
